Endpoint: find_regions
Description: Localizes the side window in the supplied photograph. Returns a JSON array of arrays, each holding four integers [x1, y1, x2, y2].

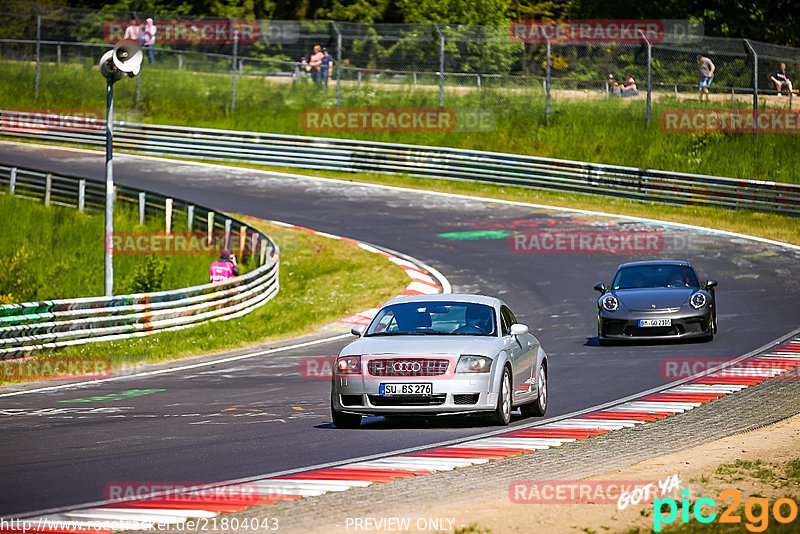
[[500, 306, 515, 336]]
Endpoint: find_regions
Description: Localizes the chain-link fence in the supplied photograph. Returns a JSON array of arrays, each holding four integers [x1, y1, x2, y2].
[[2, 1, 799, 133]]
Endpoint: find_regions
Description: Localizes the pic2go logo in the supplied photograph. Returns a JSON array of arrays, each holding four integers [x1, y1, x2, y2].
[[654, 489, 798, 532]]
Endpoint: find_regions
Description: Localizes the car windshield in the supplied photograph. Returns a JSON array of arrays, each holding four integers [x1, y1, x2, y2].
[[364, 301, 497, 337], [612, 265, 700, 289]]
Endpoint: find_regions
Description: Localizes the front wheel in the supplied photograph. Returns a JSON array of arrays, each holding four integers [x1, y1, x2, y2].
[[490, 367, 512, 426], [521, 367, 547, 418], [331, 400, 362, 429]]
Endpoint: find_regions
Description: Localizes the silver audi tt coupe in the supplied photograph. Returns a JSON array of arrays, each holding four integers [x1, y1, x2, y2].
[[594, 260, 717, 344], [330, 294, 549, 428]]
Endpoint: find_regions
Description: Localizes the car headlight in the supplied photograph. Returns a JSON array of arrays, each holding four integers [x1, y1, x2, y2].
[[334, 355, 361, 375], [601, 295, 619, 312], [456, 355, 493, 373], [690, 292, 707, 309]]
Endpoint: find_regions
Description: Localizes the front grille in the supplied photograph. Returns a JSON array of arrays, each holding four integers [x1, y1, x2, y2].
[[453, 393, 480, 405], [340, 395, 363, 406], [368, 358, 449, 377], [368, 394, 447, 406]]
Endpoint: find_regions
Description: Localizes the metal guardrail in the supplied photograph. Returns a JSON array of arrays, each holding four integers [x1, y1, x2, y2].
[[0, 164, 280, 358], [1, 110, 797, 216]]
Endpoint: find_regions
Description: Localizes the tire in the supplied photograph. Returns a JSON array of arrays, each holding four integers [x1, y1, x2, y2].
[[330, 400, 362, 429], [490, 366, 512, 426], [521, 367, 547, 418]]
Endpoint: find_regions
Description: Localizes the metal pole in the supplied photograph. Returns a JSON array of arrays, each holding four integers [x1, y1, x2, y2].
[[44, 173, 51, 206], [78, 179, 85, 212], [545, 40, 551, 124], [435, 24, 444, 107], [57, 44, 61, 64], [138, 192, 145, 225], [744, 39, 758, 141], [33, 3, 41, 97], [231, 19, 238, 112], [9, 167, 16, 195], [331, 22, 342, 107], [104, 76, 114, 296], [136, 66, 141, 107], [639, 31, 652, 126]]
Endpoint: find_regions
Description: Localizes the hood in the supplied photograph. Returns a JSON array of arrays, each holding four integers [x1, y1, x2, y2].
[[341, 335, 502, 357], [613, 287, 695, 310]]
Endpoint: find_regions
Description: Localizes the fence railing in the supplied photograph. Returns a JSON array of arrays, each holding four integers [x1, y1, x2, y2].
[[0, 163, 280, 359], [1, 111, 798, 216]]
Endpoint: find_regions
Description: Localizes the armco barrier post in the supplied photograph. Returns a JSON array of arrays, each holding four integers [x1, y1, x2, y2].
[[187, 204, 194, 231], [435, 23, 445, 107], [239, 226, 246, 257], [138, 192, 145, 225], [9, 167, 16, 195], [224, 219, 232, 249], [260, 240, 267, 265], [165, 198, 173, 234], [44, 173, 51, 206], [207, 212, 215, 243], [78, 179, 85, 212]]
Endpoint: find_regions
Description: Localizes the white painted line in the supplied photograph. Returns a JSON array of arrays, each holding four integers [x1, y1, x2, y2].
[[254, 479, 372, 489], [666, 385, 745, 394], [405, 281, 440, 294], [615, 401, 702, 412], [538, 419, 642, 430], [0, 333, 352, 398]]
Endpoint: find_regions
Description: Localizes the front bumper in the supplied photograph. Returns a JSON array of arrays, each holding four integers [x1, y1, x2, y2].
[[331, 373, 498, 416], [598, 309, 713, 341]]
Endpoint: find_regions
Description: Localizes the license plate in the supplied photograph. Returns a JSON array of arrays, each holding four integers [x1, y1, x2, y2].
[[380, 383, 433, 396], [638, 319, 672, 327]]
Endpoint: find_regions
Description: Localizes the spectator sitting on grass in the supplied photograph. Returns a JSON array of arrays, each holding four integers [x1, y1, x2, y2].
[[209, 249, 239, 283], [770, 63, 793, 96], [621, 74, 638, 97], [607, 73, 621, 96]]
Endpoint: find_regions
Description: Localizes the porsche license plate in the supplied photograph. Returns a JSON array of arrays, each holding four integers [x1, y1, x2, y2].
[[638, 319, 671, 327], [380, 383, 432, 396]]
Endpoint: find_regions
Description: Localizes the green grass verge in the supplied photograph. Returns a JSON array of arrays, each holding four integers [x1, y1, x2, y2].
[[0, 193, 220, 303], [3, 59, 800, 184], [0, 219, 409, 385]]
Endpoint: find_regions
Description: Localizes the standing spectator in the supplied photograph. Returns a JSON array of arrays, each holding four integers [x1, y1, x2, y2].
[[770, 63, 793, 96], [621, 74, 638, 97], [697, 54, 715, 100], [123, 19, 140, 41], [309, 45, 324, 85], [209, 250, 239, 283], [142, 18, 157, 64], [321, 47, 334, 90]]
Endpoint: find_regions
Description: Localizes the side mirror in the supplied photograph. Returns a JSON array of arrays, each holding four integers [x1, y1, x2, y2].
[[593, 282, 606, 293], [705, 279, 718, 289], [350, 325, 365, 337], [510, 323, 529, 336]]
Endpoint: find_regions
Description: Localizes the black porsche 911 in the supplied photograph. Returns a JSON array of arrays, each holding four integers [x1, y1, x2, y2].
[[594, 260, 717, 344]]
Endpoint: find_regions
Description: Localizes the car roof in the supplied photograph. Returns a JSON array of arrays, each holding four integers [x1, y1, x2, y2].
[[617, 260, 693, 269], [383, 293, 502, 308]]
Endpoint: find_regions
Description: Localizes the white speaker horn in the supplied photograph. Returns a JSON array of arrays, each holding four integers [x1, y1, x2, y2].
[[99, 50, 123, 81], [112, 39, 143, 77]]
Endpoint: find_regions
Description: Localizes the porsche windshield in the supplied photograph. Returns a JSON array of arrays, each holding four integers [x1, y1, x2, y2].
[[364, 302, 497, 337], [612, 265, 700, 290]]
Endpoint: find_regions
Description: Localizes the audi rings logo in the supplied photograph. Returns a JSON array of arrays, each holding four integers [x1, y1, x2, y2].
[[393, 361, 422, 373]]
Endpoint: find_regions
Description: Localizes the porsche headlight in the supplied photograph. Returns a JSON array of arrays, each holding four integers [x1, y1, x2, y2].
[[456, 355, 493, 373], [690, 292, 707, 309], [601, 295, 619, 312]]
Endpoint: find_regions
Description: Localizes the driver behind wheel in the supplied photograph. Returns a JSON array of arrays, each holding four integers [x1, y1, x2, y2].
[[455, 305, 493, 334]]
